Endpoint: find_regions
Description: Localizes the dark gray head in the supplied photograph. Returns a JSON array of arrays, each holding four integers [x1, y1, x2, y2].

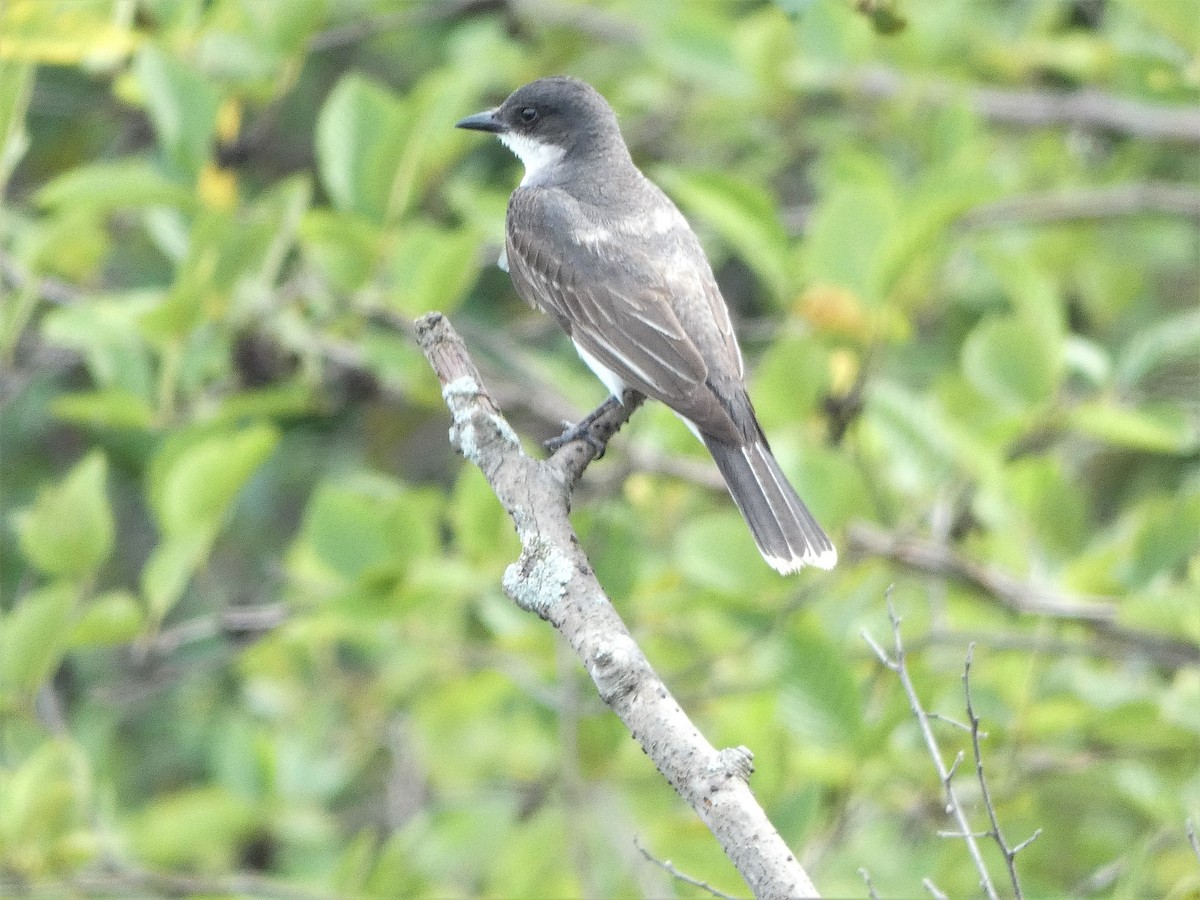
[[456, 77, 631, 185]]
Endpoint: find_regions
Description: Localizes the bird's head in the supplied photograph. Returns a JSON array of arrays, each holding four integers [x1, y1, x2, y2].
[[456, 76, 626, 185]]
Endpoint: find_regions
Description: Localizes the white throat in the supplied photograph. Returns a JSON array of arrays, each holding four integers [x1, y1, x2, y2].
[[499, 132, 565, 187]]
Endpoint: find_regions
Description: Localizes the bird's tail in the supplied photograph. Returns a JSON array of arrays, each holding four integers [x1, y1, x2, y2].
[[702, 436, 836, 574]]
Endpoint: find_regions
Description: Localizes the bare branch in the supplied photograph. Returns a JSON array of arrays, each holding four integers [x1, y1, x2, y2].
[[922, 876, 949, 899], [149, 603, 290, 658], [858, 867, 880, 900], [1011, 829, 1043, 855], [960, 183, 1200, 228], [784, 182, 1200, 235], [635, 837, 745, 900], [849, 523, 1116, 622], [850, 66, 1200, 145], [1188, 818, 1200, 866], [927, 712, 971, 733], [865, 592, 1000, 900], [963, 644, 1037, 899], [861, 628, 894, 670], [416, 312, 819, 899], [909, 627, 1198, 671], [19, 867, 338, 900], [849, 524, 1200, 670], [0, 250, 82, 306]]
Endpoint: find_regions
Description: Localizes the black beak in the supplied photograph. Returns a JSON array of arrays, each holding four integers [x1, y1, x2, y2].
[[455, 109, 506, 133]]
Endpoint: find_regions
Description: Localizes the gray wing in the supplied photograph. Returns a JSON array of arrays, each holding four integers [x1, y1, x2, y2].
[[505, 185, 742, 434]]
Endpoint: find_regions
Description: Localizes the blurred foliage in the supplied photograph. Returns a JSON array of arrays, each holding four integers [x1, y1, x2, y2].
[[1, 0, 1198, 896]]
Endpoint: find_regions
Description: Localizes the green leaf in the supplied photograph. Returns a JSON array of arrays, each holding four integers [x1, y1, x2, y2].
[[134, 45, 220, 179], [751, 334, 830, 426], [778, 625, 862, 748], [50, 390, 157, 430], [650, 11, 755, 92], [657, 168, 793, 301], [41, 293, 159, 397], [0, 62, 33, 193], [315, 74, 404, 222], [0, 740, 91, 866], [448, 466, 519, 568], [129, 787, 259, 869], [0, 584, 76, 693], [866, 380, 998, 490], [14, 452, 114, 578], [1070, 402, 1199, 455], [386, 222, 481, 315], [386, 68, 486, 224], [149, 424, 280, 536], [1116, 306, 1200, 388], [36, 160, 195, 212], [1127, 491, 1200, 586], [70, 591, 144, 647], [286, 474, 440, 592], [299, 208, 382, 291], [961, 314, 1059, 408], [675, 511, 772, 594], [800, 180, 897, 304], [141, 531, 212, 625], [874, 173, 991, 298], [247, 175, 314, 288], [238, 0, 329, 54]]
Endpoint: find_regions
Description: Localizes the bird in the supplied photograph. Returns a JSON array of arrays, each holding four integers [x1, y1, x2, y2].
[[456, 76, 835, 573]]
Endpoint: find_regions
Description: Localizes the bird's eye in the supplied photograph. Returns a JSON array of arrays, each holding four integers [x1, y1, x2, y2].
[[520, 107, 538, 123]]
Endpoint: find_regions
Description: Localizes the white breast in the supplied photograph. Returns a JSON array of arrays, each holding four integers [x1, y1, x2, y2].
[[498, 132, 566, 187]]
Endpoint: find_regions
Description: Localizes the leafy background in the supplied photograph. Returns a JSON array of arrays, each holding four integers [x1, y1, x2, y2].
[[2, 0, 1198, 896]]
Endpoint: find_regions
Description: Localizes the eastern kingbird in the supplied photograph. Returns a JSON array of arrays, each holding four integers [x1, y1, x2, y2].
[[456, 77, 836, 573]]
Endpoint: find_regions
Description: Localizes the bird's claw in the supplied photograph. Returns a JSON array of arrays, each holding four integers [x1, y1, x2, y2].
[[544, 419, 607, 457]]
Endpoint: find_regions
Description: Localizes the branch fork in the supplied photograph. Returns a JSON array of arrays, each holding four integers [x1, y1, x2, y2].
[[416, 312, 818, 899]]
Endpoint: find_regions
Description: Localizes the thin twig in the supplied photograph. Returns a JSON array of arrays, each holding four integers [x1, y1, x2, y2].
[[859, 867, 880, 900], [11, 868, 338, 900], [927, 712, 972, 733], [964, 643, 1039, 900], [0, 251, 81, 306], [1188, 818, 1200, 865], [149, 603, 289, 657], [308, 0, 500, 52], [864, 591, 1001, 900], [634, 837, 744, 900], [922, 876, 949, 899]]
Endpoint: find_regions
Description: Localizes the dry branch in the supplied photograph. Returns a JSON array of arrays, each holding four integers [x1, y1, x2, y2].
[[851, 67, 1200, 144], [415, 312, 819, 900], [848, 523, 1200, 670]]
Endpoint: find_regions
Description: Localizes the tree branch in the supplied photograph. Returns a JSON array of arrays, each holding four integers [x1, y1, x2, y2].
[[850, 67, 1200, 145], [415, 311, 819, 900], [959, 183, 1200, 228], [848, 523, 1200, 670], [963, 644, 1040, 899], [848, 523, 1117, 622], [862, 594, 1001, 900]]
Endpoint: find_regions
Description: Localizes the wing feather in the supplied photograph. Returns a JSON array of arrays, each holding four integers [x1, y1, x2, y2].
[[505, 187, 710, 408]]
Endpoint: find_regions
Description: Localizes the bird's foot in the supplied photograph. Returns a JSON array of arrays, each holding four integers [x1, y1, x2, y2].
[[544, 419, 608, 457], [543, 395, 625, 458]]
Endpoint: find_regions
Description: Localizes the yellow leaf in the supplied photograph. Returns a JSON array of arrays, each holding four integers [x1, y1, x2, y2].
[[0, 1, 137, 68], [216, 98, 242, 144], [796, 283, 867, 336], [198, 162, 238, 211]]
